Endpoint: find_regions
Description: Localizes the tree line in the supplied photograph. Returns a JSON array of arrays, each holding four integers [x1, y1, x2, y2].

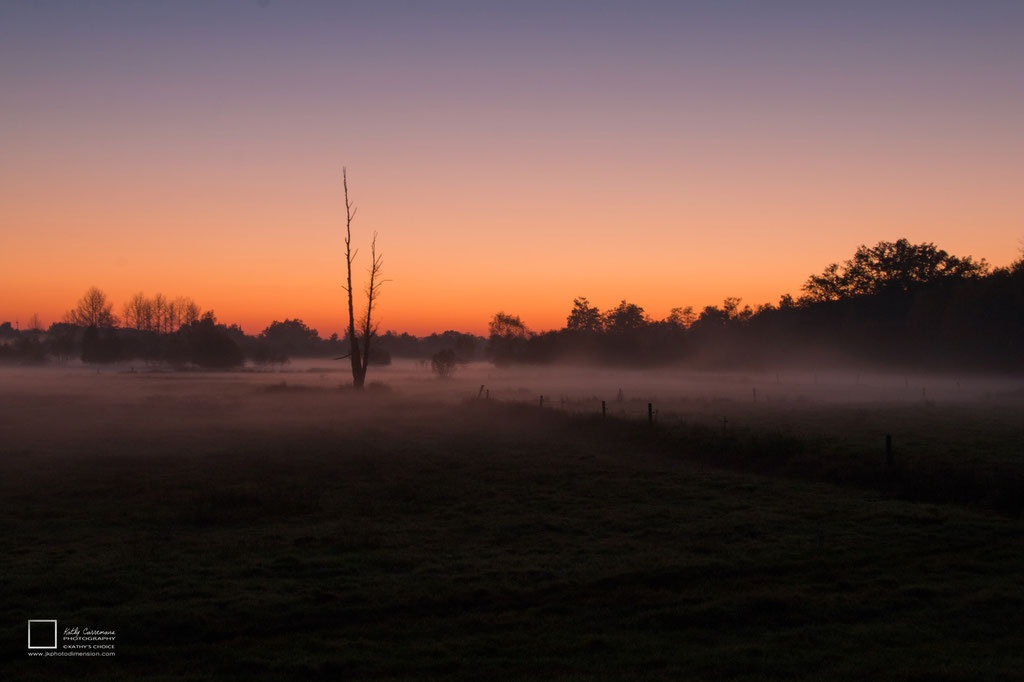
[[3, 239, 1022, 372], [484, 239, 1024, 371], [0, 287, 482, 369]]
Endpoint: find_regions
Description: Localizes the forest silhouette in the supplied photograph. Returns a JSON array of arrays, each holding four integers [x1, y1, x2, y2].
[[2, 239, 1022, 371]]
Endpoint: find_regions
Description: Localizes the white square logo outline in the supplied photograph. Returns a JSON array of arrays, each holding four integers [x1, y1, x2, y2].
[[27, 620, 58, 649]]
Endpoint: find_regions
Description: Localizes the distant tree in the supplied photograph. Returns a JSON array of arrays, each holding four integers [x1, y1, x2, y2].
[[167, 298, 181, 332], [721, 297, 754, 322], [665, 306, 696, 328], [694, 305, 729, 327], [566, 296, 603, 332], [259, 319, 321, 358], [604, 300, 646, 332], [27, 313, 43, 332], [1011, 243, 1024, 275], [151, 293, 170, 334], [341, 168, 386, 389], [183, 313, 244, 368], [803, 239, 990, 301], [65, 286, 118, 327], [488, 312, 528, 339], [179, 298, 201, 327], [487, 312, 529, 365], [123, 292, 152, 331], [431, 349, 457, 378]]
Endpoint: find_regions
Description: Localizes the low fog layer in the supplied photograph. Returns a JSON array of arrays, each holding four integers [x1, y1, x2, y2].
[[2, 360, 1022, 460]]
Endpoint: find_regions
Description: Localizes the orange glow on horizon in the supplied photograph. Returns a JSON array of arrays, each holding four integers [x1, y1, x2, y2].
[[3, 4, 1023, 336]]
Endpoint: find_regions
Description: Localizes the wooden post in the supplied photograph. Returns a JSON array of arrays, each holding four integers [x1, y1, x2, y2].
[[485, 389, 490, 400], [539, 395, 544, 408], [722, 417, 728, 436], [601, 400, 606, 418], [886, 434, 893, 469], [752, 387, 757, 403], [477, 384, 485, 399], [648, 403, 653, 426]]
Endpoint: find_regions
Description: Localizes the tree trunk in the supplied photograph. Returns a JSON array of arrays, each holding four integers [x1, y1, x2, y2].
[[343, 168, 364, 389]]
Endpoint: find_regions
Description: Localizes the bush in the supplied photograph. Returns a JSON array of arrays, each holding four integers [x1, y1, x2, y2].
[[431, 349, 457, 378]]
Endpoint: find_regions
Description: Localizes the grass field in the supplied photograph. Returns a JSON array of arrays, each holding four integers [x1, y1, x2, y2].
[[2, 365, 1023, 680]]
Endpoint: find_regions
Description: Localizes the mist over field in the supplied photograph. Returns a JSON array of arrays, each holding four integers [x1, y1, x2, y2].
[[4, 359, 1022, 452], [4, 358, 1024, 681]]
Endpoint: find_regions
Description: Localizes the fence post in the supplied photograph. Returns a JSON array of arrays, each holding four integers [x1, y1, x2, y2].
[[601, 400, 606, 418], [886, 434, 893, 469], [648, 403, 653, 426], [539, 395, 544, 408]]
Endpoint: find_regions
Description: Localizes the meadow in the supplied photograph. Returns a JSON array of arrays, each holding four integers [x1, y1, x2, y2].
[[2, 361, 1023, 680]]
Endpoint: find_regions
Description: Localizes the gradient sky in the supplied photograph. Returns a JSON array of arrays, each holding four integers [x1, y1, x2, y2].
[[2, 1, 1022, 336]]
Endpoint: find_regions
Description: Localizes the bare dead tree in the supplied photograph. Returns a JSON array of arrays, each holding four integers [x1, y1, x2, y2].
[[342, 168, 386, 389]]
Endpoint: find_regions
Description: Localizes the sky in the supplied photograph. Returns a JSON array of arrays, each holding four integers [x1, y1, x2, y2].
[[2, 0, 1023, 336]]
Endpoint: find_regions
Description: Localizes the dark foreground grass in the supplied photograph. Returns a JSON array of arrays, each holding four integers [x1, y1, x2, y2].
[[2, 392, 1023, 681]]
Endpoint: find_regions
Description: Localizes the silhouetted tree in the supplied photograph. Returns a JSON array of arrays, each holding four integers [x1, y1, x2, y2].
[[259, 319, 321, 358], [604, 300, 646, 332], [665, 306, 696, 328], [183, 312, 244, 368], [487, 312, 529, 365], [1011, 244, 1024, 275], [177, 297, 201, 327], [566, 296, 603, 332], [123, 292, 151, 331], [803, 239, 989, 301], [341, 168, 386, 389], [65, 286, 118, 327], [151, 293, 174, 334]]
